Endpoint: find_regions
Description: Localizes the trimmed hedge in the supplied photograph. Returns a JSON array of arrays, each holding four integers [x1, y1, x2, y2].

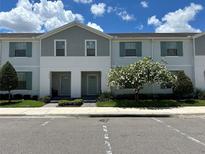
[[58, 99, 83, 107]]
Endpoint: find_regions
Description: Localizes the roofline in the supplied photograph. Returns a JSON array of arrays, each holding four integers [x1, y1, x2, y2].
[[0, 37, 40, 40], [37, 21, 113, 39], [111, 36, 194, 40], [193, 32, 205, 38]]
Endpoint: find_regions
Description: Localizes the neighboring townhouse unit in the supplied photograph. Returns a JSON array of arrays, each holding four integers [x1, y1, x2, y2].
[[0, 22, 205, 98]]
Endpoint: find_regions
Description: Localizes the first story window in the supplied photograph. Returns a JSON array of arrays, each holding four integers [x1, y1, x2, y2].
[[55, 40, 66, 56], [16, 72, 32, 90], [85, 40, 97, 56]]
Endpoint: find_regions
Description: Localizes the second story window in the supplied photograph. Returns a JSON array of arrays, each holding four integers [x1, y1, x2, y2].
[[85, 40, 97, 56], [55, 40, 66, 56], [9, 42, 32, 57], [161, 41, 183, 57], [120, 42, 142, 57]]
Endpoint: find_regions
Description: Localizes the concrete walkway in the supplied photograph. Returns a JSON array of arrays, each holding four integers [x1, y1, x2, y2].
[[0, 107, 205, 117]]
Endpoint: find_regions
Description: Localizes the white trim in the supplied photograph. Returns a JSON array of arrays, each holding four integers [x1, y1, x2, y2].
[[166, 65, 192, 67], [87, 74, 98, 95], [85, 40, 97, 56], [14, 65, 40, 68], [54, 39, 67, 57]]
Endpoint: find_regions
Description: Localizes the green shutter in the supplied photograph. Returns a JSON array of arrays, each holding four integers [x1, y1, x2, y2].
[[136, 42, 142, 57], [177, 42, 183, 56], [26, 42, 32, 57], [120, 42, 125, 57], [26, 72, 32, 90], [161, 42, 167, 56], [9, 42, 16, 57]]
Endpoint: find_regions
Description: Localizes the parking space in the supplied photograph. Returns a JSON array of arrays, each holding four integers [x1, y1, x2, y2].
[[0, 116, 205, 153]]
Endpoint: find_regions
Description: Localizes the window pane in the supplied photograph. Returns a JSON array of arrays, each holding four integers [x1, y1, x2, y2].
[[15, 50, 26, 57], [86, 41, 95, 49], [16, 72, 32, 90], [125, 49, 137, 56], [56, 41, 65, 56], [56, 49, 65, 56], [17, 72, 26, 89], [124, 42, 137, 56], [167, 49, 177, 56], [87, 49, 95, 56], [162, 42, 183, 56], [14, 42, 27, 57], [86, 41, 96, 56], [125, 42, 136, 49]]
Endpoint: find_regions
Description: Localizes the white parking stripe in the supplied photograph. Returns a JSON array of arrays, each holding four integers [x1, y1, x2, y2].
[[102, 124, 113, 154], [41, 121, 49, 126], [152, 118, 205, 147]]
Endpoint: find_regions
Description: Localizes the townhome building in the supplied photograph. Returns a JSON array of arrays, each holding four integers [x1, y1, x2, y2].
[[0, 22, 205, 98]]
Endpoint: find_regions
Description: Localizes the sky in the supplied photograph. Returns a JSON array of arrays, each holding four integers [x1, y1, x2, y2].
[[0, 0, 204, 33]]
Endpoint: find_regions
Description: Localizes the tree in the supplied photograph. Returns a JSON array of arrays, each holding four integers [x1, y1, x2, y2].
[[0, 62, 18, 102], [108, 57, 176, 101], [173, 71, 193, 99]]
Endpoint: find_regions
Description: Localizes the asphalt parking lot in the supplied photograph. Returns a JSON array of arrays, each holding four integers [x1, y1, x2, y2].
[[0, 115, 205, 154]]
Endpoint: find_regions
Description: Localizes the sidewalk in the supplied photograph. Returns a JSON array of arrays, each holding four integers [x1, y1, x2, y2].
[[0, 107, 205, 117]]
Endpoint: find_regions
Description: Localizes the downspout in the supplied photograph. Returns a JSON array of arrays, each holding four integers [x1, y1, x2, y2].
[[151, 38, 154, 95], [0, 40, 2, 66], [192, 36, 196, 91]]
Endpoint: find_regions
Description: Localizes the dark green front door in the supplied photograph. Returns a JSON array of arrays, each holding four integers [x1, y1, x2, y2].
[[60, 73, 71, 96], [87, 74, 98, 95]]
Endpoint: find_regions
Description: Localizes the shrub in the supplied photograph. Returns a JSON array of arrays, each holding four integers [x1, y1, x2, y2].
[[39, 96, 51, 103], [0, 94, 10, 100], [32, 95, 39, 101], [195, 89, 205, 99], [23, 95, 31, 100], [98, 92, 113, 101], [13, 94, 23, 100], [58, 99, 83, 107], [173, 72, 194, 99]]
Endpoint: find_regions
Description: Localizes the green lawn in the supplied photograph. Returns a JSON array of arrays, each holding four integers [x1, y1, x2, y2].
[[0, 100, 45, 107], [96, 99, 205, 108]]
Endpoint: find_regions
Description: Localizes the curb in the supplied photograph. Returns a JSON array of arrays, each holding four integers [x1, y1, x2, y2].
[[0, 113, 204, 117]]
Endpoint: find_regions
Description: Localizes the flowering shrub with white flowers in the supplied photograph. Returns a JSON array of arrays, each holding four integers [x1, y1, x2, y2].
[[108, 57, 176, 101]]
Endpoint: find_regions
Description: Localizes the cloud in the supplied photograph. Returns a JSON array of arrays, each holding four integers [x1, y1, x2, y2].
[[136, 24, 144, 30], [107, 6, 135, 21], [73, 0, 92, 4], [140, 1, 148, 8], [90, 3, 106, 16], [117, 10, 135, 21], [0, 0, 84, 32], [148, 3, 203, 32], [148, 15, 161, 26], [87, 22, 103, 32]]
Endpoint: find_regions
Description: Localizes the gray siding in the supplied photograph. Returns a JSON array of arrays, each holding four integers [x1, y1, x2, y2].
[[195, 35, 205, 55], [41, 26, 110, 56]]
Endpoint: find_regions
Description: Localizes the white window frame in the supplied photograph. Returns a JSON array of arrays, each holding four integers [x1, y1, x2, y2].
[[85, 40, 97, 56], [54, 39, 67, 56]]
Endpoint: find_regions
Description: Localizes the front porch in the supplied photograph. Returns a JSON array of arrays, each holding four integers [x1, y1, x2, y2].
[[51, 72, 71, 98]]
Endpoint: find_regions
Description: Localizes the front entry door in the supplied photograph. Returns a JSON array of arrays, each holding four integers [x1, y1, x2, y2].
[[60, 74, 70, 96], [87, 74, 98, 95]]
